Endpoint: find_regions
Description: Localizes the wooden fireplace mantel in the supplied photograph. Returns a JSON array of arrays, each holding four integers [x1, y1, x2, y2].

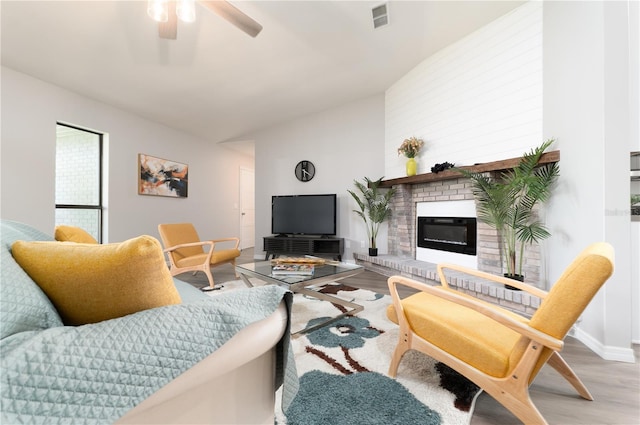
[[379, 150, 560, 188]]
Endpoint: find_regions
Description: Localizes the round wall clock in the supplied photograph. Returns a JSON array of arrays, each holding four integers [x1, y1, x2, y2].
[[295, 160, 315, 182]]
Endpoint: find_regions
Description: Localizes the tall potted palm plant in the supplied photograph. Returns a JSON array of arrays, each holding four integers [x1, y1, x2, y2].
[[458, 139, 560, 287], [348, 177, 396, 256]]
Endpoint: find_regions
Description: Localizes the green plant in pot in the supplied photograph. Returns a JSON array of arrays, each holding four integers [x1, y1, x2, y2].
[[348, 177, 396, 257], [458, 139, 560, 289]]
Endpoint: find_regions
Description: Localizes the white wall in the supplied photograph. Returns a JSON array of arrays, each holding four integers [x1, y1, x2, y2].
[[1, 67, 253, 243], [385, 1, 542, 178], [629, 0, 640, 346], [543, 1, 636, 362], [251, 95, 385, 261]]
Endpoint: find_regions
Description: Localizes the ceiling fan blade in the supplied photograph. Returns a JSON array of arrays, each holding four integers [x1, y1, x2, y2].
[[198, 1, 263, 38], [159, 1, 178, 40]]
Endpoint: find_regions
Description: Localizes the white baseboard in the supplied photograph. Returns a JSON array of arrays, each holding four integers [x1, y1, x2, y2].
[[574, 328, 636, 363]]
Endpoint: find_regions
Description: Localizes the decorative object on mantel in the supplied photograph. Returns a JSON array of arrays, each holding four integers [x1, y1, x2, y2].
[[398, 136, 425, 176], [457, 139, 560, 290], [348, 177, 396, 257], [430, 162, 455, 173], [405, 157, 418, 176]]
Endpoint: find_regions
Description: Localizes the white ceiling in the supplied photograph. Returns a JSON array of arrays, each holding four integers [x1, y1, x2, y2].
[[1, 1, 523, 151]]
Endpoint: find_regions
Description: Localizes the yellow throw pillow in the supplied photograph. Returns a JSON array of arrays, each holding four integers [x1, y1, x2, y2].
[[11, 235, 182, 325], [54, 225, 99, 244]]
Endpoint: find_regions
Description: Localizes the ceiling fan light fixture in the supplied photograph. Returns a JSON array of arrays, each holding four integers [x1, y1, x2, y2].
[[176, 0, 196, 23], [147, 0, 169, 23], [152, 0, 263, 39]]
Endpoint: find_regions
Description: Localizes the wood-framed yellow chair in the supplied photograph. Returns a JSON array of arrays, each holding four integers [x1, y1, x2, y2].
[[158, 223, 241, 291], [386, 242, 614, 425]]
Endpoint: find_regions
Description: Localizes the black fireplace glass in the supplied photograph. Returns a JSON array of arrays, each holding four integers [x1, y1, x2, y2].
[[417, 217, 477, 255]]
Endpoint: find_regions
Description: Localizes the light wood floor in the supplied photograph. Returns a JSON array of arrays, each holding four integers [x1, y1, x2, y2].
[[178, 248, 640, 425]]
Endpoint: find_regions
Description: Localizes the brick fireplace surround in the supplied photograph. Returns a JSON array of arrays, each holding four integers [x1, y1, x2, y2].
[[353, 151, 560, 316]]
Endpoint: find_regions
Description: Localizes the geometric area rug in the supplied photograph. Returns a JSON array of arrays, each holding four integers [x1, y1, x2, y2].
[[209, 281, 481, 425]]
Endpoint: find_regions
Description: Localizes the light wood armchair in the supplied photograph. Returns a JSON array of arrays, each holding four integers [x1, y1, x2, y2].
[[387, 242, 614, 425], [158, 223, 241, 291]]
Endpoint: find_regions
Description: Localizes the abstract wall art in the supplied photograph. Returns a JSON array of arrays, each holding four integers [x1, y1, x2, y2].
[[138, 154, 188, 198]]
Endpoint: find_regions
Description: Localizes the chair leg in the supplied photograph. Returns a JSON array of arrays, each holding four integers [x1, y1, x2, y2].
[[486, 384, 548, 425], [388, 331, 410, 378], [547, 351, 594, 400], [232, 259, 239, 278], [200, 269, 216, 292]]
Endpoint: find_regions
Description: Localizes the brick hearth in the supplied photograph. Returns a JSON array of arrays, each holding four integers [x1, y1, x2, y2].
[[353, 252, 541, 316]]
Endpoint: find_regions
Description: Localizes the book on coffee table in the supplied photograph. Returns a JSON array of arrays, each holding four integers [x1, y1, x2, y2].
[[271, 256, 326, 265], [271, 264, 315, 276]]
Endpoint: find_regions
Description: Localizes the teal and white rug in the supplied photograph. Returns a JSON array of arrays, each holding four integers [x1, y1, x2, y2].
[[208, 280, 481, 425]]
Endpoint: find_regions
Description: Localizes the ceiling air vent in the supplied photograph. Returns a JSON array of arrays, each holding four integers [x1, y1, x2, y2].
[[372, 3, 389, 29]]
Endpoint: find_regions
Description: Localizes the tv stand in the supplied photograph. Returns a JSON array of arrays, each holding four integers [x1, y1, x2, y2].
[[263, 236, 344, 261]]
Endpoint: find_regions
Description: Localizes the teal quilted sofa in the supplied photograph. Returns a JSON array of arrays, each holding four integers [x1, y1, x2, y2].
[[0, 220, 296, 424]]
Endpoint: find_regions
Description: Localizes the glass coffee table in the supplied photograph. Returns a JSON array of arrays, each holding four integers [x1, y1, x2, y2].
[[236, 261, 364, 335]]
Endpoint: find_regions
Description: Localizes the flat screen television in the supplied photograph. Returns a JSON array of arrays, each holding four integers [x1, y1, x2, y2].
[[272, 194, 337, 236]]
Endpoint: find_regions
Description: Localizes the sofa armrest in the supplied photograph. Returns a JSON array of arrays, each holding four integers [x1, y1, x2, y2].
[[116, 301, 289, 424], [1, 286, 292, 424]]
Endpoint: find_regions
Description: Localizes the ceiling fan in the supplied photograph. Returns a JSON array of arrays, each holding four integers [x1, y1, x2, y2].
[[148, 0, 263, 40]]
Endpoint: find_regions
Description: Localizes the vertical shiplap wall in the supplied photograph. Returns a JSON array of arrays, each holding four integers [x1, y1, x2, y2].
[[385, 2, 543, 177]]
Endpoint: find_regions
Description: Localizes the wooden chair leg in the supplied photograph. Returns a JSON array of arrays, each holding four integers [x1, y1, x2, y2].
[[486, 384, 548, 425], [232, 259, 239, 278], [202, 269, 216, 291], [388, 332, 410, 378], [547, 351, 594, 400]]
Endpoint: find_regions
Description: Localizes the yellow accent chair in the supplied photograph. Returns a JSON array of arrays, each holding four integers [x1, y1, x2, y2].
[[386, 242, 614, 425], [158, 223, 241, 291]]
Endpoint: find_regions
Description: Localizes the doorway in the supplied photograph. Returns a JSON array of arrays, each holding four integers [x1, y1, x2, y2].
[[239, 167, 255, 250]]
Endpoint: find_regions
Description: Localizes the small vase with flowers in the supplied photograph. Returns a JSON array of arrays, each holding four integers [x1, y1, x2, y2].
[[398, 136, 425, 176]]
